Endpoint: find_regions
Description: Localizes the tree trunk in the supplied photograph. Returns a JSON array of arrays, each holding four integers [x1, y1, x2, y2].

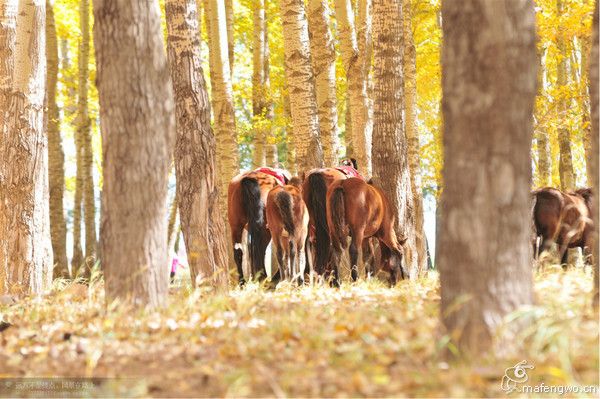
[[46, 0, 68, 279], [205, 0, 238, 211], [589, 0, 598, 307], [280, 0, 324, 171], [282, 87, 296, 173], [307, 0, 339, 165], [166, 0, 230, 288], [576, 36, 593, 187], [535, 46, 551, 186], [166, 192, 178, 251], [335, 0, 371, 174], [402, 0, 426, 276], [252, 0, 271, 168], [266, 144, 278, 167], [93, 0, 175, 307], [225, 0, 234, 75], [78, 0, 96, 278], [371, 0, 417, 276], [556, 0, 575, 191], [439, 0, 536, 356], [0, 0, 53, 295]]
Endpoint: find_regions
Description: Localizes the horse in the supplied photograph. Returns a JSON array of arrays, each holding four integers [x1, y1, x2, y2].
[[301, 158, 366, 281], [326, 177, 408, 286], [532, 187, 594, 266], [227, 167, 290, 285], [265, 177, 310, 284]]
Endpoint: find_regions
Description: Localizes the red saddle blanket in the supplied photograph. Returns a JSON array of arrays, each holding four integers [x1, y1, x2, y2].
[[254, 167, 287, 186], [335, 165, 364, 180]]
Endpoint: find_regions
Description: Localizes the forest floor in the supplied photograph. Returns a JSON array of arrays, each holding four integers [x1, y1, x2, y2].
[[0, 265, 597, 398]]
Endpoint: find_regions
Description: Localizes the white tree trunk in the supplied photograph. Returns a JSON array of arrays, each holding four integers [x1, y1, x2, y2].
[[166, 0, 229, 288], [307, 0, 339, 165], [0, 0, 52, 295], [280, 0, 324, 171], [93, 0, 175, 307], [335, 0, 371, 174], [439, 0, 536, 355]]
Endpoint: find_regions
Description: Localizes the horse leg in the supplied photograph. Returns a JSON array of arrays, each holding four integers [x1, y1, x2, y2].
[[363, 239, 375, 278], [350, 230, 364, 282], [257, 229, 271, 281], [275, 240, 285, 281], [289, 241, 297, 284], [232, 226, 245, 286], [328, 248, 341, 288]]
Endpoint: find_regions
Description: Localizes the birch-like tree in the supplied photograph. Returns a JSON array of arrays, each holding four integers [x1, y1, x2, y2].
[[535, 46, 551, 186], [93, 0, 175, 307], [0, 0, 53, 295], [335, 0, 371, 174], [589, 0, 598, 306], [280, 0, 324, 171], [46, 0, 68, 279], [556, 0, 575, 190], [77, 0, 96, 278], [402, 0, 426, 276], [166, 0, 229, 288], [439, 0, 536, 355], [371, 0, 417, 276], [307, 0, 339, 165], [205, 0, 238, 209]]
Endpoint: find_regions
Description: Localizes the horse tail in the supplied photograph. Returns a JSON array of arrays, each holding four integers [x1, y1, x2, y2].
[[307, 172, 330, 274], [241, 177, 265, 275], [275, 190, 295, 237], [327, 184, 348, 251]]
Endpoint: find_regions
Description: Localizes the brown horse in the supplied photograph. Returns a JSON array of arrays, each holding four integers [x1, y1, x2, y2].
[[228, 168, 290, 285], [326, 178, 408, 286], [532, 187, 594, 265], [265, 178, 310, 283], [301, 158, 365, 280]]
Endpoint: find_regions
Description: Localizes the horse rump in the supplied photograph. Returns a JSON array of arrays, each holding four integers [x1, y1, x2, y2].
[[241, 176, 266, 277], [306, 172, 330, 275]]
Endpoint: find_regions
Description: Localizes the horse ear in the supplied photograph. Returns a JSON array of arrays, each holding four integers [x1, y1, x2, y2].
[[351, 158, 358, 170]]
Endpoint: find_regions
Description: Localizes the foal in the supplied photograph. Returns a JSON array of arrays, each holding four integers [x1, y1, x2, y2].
[[266, 178, 310, 283], [326, 178, 408, 286]]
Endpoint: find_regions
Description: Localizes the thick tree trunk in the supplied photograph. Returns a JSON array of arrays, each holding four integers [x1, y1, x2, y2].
[[402, 0, 426, 276], [0, 0, 52, 295], [535, 46, 551, 186], [556, 0, 575, 191], [589, 0, 598, 307], [166, 0, 229, 288], [439, 0, 536, 356], [205, 0, 238, 211], [78, 0, 96, 278], [335, 0, 371, 175], [280, 0, 324, 171], [93, 0, 175, 307], [46, 0, 68, 279], [576, 36, 594, 187], [307, 0, 339, 165], [371, 0, 417, 276]]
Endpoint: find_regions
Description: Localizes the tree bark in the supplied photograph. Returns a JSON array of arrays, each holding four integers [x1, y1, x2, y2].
[[280, 0, 324, 171], [576, 36, 593, 187], [402, 0, 426, 276], [371, 0, 417, 276], [252, 0, 272, 168], [282, 87, 296, 173], [307, 0, 339, 165], [589, 0, 598, 307], [46, 0, 68, 279], [335, 0, 371, 174], [166, 0, 230, 288], [166, 192, 178, 251], [534, 46, 551, 186], [205, 0, 238, 212], [439, 0, 536, 356], [0, 0, 53, 295], [77, 0, 96, 278], [225, 0, 234, 75], [556, 0, 575, 191], [93, 0, 175, 307]]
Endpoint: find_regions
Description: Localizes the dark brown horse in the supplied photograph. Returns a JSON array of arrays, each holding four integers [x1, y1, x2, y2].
[[532, 187, 594, 265], [228, 168, 290, 284], [265, 178, 309, 283], [326, 178, 408, 286], [301, 158, 365, 280]]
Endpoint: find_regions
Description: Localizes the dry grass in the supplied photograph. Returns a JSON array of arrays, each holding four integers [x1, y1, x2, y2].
[[0, 265, 597, 397]]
